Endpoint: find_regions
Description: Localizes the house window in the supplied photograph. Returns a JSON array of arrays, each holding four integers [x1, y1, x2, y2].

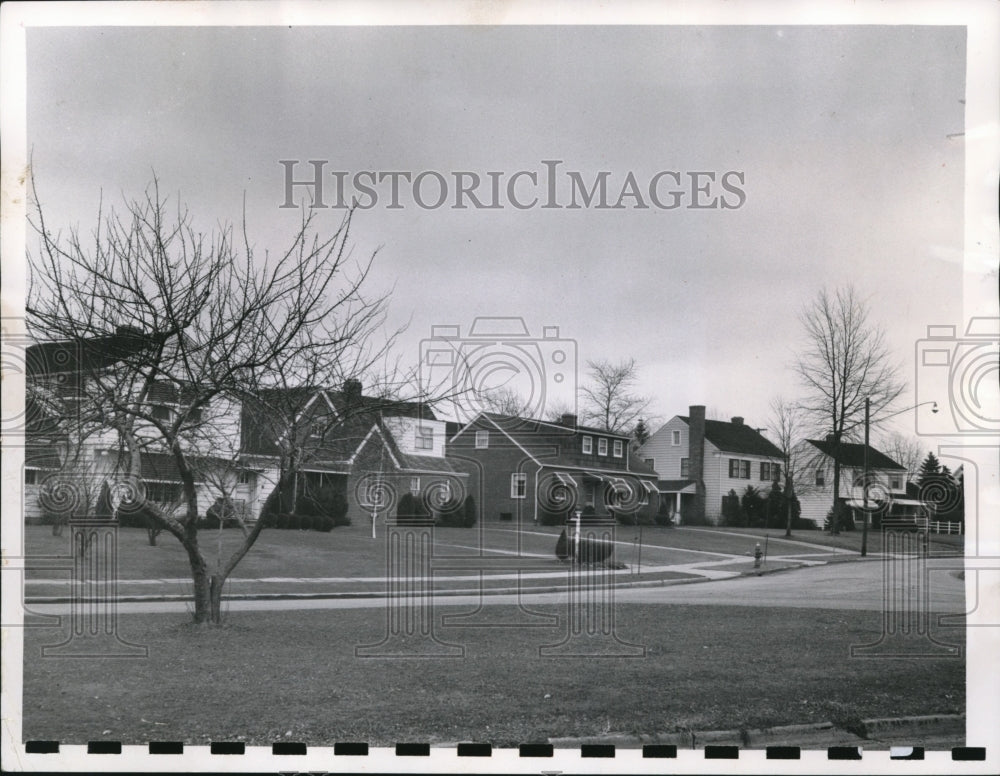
[[238, 471, 252, 485], [671, 430, 681, 446], [613, 440, 623, 458], [184, 407, 202, 424], [25, 469, 37, 485], [475, 430, 489, 449], [644, 458, 655, 468], [815, 468, 826, 487], [598, 438, 608, 456], [582, 436, 593, 454], [890, 474, 903, 490], [510, 473, 527, 499], [147, 482, 182, 504], [680, 458, 690, 477], [760, 462, 780, 481], [151, 404, 171, 421], [728, 459, 750, 479], [415, 426, 434, 450], [410, 477, 420, 494]]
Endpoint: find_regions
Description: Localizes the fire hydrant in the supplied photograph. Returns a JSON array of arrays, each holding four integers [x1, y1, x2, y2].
[[753, 542, 763, 573]]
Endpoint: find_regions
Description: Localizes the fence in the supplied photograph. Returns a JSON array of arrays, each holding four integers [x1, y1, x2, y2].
[[928, 520, 963, 535]]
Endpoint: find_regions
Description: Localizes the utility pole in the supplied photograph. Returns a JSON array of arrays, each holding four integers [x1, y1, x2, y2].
[[861, 397, 870, 557]]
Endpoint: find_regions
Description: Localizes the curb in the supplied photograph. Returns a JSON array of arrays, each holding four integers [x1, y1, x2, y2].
[[24, 571, 720, 606], [859, 714, 964, 740], [549, 716, 964, 749]]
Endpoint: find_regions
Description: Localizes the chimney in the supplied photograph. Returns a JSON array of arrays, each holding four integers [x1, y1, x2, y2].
[[688, 405, 707, 524], [731, 416, 744, 426], [343, 378, 362, 401], [560, 413, 578, 428], [825, 433, 836, 444]]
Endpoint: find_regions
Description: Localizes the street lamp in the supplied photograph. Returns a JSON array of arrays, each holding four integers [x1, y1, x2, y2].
[[860, 399, 939, 557]]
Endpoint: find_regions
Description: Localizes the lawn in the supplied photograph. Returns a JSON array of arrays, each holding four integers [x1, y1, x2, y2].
[[674, 526, 965, 557], [22, 603, 964, 746], [22, 522, 963, 587], [21, 524, 792, 583]]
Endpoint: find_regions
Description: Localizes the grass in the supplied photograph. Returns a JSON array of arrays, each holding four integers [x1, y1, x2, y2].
[[22, 603, 964, 746], [677, 526, 965, 557], [23, 522, 964, 589], [21, 523, 812, 583]]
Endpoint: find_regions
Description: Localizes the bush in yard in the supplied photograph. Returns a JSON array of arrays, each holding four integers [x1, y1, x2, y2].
[[654, 498, 675, 527], [435, 494, 467, 527], [555, 529, 570, 560], [577, 536, 614, 565], [327, 491, 350, 527], [396, 492, 430, 524], [200, 496, 241, 529], [315, 516, 335, 532], [721, 490, 745, 526], [741, 486, 765, 528], [462, 494, 477, 527]]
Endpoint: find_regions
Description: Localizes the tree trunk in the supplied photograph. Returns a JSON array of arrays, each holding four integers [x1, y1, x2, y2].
[[209, 574, 225, 624], [784, 475, 793, 537], [184, 540, 212, 624], [831, 458, 842, 535]]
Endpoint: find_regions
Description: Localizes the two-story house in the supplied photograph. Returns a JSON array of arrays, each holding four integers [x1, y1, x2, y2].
[[240, 380, 466, 528], [24, 328, 244, 522], [446, 412, 659, 526], [792, 438, 928, 528], [639, 405, 785, 525]]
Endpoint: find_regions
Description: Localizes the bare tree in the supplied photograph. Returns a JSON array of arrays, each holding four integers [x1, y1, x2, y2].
[[767, 396, 812, 537], [27, 176, 402, 624], [580, 358, 653, 434], [477, 386, 532, 417], [794, 286, 905, 533], [876, 430, 925, 486]]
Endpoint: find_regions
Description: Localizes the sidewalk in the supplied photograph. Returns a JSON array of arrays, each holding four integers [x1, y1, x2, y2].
[[23, 549, 849, 604]]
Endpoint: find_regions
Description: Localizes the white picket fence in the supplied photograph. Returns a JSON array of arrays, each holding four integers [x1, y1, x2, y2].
[[927, 520, 963, 535]]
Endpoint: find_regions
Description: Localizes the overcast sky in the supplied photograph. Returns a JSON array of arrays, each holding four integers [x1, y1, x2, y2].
[[26, 24, 966, 440]]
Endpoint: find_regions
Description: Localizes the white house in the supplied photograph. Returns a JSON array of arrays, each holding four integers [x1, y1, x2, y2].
[[639, 405, 785, 524], [792, 438, 929, 528]]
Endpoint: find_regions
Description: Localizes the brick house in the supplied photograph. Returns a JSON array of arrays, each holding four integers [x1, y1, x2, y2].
[[446, 412, 659, 526], [638, 405, 785, 525], [240, 380, 466, 528]]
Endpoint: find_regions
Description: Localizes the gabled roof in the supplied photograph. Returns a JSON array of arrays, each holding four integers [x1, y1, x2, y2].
[[240, 386, 438, 462], [678, 416, 784, 458], [24, 445, 62, 470], [454, 411, 630, 440], [25, 328, 161, 377], [804, 439, 906, 471]]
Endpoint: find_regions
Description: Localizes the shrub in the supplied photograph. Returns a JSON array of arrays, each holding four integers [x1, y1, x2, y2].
[[396, 492, 430, 524], [655, 498, 674, 527], [435, 495, 467, 527], [462, 494, 477, 527], [721, 490, 745, 527], [315, 516, 335, 532], [577, 536, 614, 565], [555, 529, 570, 560], [201, 496, 241, 529], [328, 492, 350, 527], [741, 486, 765, 528]]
